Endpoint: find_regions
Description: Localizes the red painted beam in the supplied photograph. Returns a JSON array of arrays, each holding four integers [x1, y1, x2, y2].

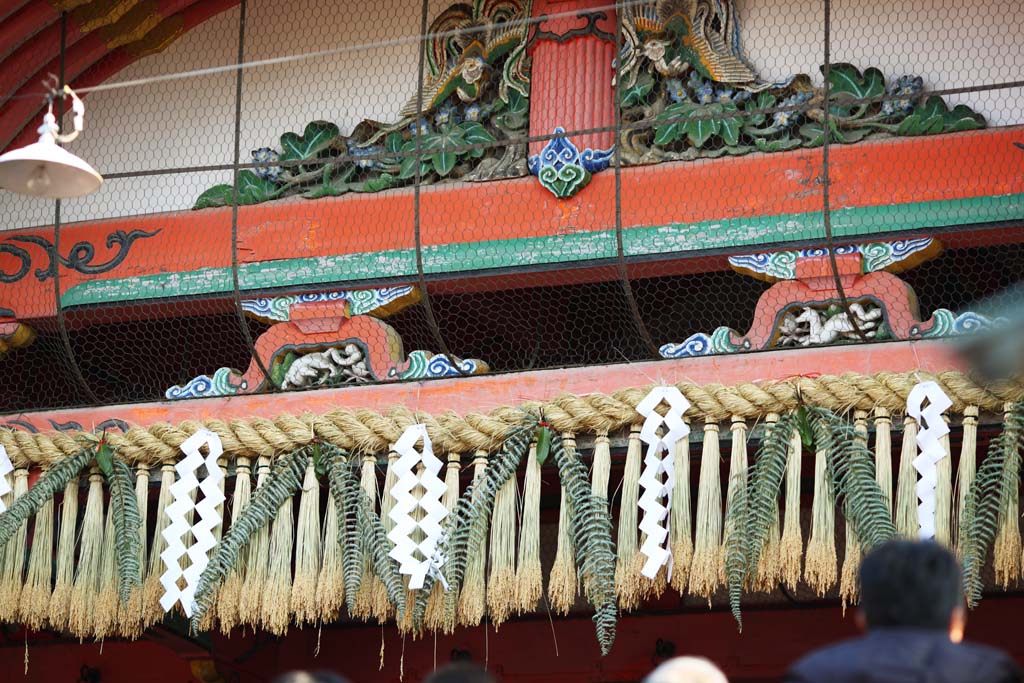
[[0, 1, 58, 64], [0, 0, 32, 25]]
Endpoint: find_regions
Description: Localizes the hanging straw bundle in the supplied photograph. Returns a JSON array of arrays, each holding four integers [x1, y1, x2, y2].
[[487, 451, 518, 628], [995, 403, 1022, 587], [779, 429, 803, 592], [193, 459, 227, 634], [895, 417, 919, 538], [0, 469, 29, 623], [549, 433, 578, 616], [753, 415, 781, 593], [239, 457, 272, 628], [48, 475, 81, 632], [955, 407, 979, 555], [219, 457, 252, 633], [840, 410, 869, 610], [669, 421, 693, 594], [20, 467, 55, 631], [516, 442, 543, 613], [936, 418, 954, 548], [143, 463, 176, 627], [354, 452, 388, 621], [804, 444, 836, 596], [457, 450, 489, 627], [722, 417, 748, 589], [68, 468, 105, 639], [873, 408, 893, 510], [261, 487, 295, 635], [291, 460, 322, 625], [615, 426, 644, 610], [93, 493, 121, 639], [316, 451, 345, 625], [425, 452, 462, 632], [690, 421, 723, 602], [118, 464, 150, 638]]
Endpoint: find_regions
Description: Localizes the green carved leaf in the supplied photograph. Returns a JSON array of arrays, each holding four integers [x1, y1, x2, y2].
[[681, 103, 723, 148], [718, 102, 742, 146], [753, 136, 802, 153], [506, 88, 528, 114], [800, 119, 871, 146], [459, 121, 495, 145], [621, 72, 655, 107], [359, 173, 396, 192], [193, 171, 279, 209], [827, 63, 885, 100], [897, 96, 985, 135], [431, 150, 458, 177], [653, 102, 693, 146], [303, 164, 355, 199], [745, 92, 776, 126], [280, 121, 341, 162]]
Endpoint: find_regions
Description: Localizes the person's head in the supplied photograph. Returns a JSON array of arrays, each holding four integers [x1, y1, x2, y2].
[[273, 672, 350, 683], [423, 662, 494, 683], [644, 657, 728, 683], [858, 539, 965, 641]]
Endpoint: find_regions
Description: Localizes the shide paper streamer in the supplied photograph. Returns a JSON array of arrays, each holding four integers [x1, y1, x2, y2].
[[388, 424, 449, 590], [0, 445, 12, 512], [906, 381, 953, 540], [636, 386, 692, 579], [160, 429, 225, 616]]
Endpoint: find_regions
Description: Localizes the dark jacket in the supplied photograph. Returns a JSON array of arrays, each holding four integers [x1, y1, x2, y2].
[[786, 629, 1022, 683]]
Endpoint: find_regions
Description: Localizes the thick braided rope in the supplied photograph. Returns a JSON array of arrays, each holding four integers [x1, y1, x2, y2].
[[1, 371, 1019, 467]]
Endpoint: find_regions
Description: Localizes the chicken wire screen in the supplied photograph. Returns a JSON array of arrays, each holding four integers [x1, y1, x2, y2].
[[0, 0, 1021, 413]]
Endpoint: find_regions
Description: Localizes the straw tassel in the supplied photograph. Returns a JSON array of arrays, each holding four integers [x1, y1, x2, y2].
[[935, 419, 953, 548], [457, 450, 489, 627], [117, 464, 149, 638], [840, 410, 869, 611], [873, 408, 893, 512], [895, 418, 919, 538], [354, 452, 389, 622], [0, 469, 29, 623], [753, 414, 781, 593], [549, 433, 578, 616], [20, 467, 55, 631], [291, 461, 322, 625], [48, 475, 80, 632], [68, 468, 105, 639], [780, 429, 803, 592], [94, 494, 120, 640], [956, 407, 979, 555], [143, 463, 175, 628], [668, 422, 693, 594], [515, 442, 543, 613], [995, 403, 1022, 588], [690, 420, 723, 601], [615, 426, 644, 609], [219, 457, 252, 634], [195, 458, 227, 633], [804, 444, 836, 596], [425, 452, 462, 632], [239, 457, 272, 629], [487, 452, 518, 628], [722, 417, 748, 588], [261, 481, 295, 635]]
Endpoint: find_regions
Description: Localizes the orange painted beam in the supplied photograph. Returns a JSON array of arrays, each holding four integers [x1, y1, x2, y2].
[[4, 339, 964, 432], [2, 126, 1022, 322]]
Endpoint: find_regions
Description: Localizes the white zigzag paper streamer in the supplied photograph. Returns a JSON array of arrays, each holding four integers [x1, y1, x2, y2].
[[906, 381, 952, 540], [0, 445, 12, 513], [159, 429, 224, 616], [387, 424, 448, 590], [636, 386, 691, 579]]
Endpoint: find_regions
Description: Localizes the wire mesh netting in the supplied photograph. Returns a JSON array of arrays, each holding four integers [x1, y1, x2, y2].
[[0, 0, 1021, 413]]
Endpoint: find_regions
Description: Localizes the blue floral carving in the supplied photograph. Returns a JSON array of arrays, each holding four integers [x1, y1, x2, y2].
[[528, 128, 613, 198], [252, 147, 283, 182]]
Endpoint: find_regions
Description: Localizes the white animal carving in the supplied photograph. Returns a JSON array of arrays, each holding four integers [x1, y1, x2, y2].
[[281, 344, 370, 388], [779, 302, 883, 346]]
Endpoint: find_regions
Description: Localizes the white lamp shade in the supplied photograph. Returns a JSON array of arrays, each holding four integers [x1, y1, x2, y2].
[[0, 137, 102, 199]]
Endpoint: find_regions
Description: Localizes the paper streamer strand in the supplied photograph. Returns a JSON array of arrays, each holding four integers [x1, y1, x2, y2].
[[636, 386, 692, 579], [387, 424, 449, 590], [0, 445, 12, 512], [906, 381, 953, 540], [159, 429, 225, 616]]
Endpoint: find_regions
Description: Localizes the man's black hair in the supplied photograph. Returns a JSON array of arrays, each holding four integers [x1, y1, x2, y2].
[[859, 540, 963, 630], [423, 662, 495, 683]]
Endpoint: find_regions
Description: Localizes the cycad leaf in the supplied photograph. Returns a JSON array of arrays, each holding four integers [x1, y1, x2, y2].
[[109, 456, 144, 606], [0, 447, 92, 550]]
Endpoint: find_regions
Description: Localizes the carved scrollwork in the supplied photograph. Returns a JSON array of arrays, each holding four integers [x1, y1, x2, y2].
[[1, 228, 161, 282]]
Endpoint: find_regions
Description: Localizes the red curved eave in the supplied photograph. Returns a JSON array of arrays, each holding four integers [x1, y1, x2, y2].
[[0, 0, 240, 153]]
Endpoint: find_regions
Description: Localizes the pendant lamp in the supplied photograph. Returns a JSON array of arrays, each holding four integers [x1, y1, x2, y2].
[[0, 83, 102, 199]]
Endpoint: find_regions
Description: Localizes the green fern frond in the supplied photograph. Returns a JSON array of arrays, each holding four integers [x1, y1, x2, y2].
[[437, 423, 534, 626], [0, 447, 93, 550], [960, 403, 1023, 607], [724, 468, 748, 630], [810, 407, 895, 551], [356, 481, 406, 619], [741, 412, 797, 580], [550, 431, 617, 655], [325, 445, 363, 614], [108, 456, 144, 606], [191, 446, 309, 632]]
